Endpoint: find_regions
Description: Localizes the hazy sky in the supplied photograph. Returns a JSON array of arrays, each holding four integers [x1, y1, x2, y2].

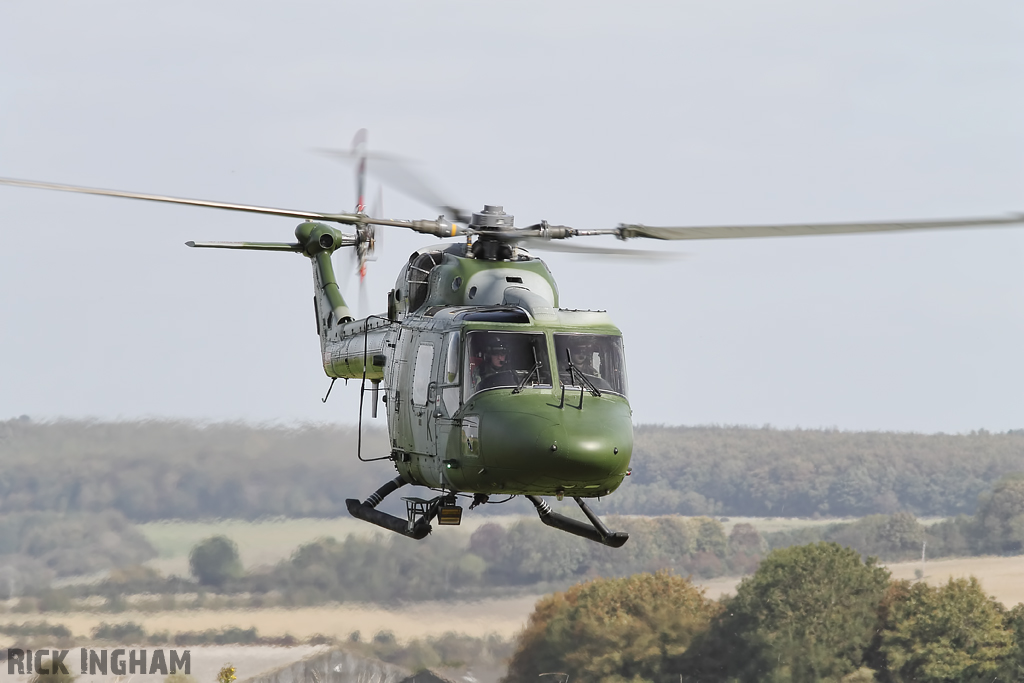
[[1, 1, 1021, 432]]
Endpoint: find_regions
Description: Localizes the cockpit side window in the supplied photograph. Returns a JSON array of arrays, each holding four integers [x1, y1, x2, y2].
[[554, 334, 628, 396], [444, 332, 461, 384], [465, 331, 551, 398]]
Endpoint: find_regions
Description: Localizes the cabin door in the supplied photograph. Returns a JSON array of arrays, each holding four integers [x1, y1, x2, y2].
[[409, 333, 436, 456], [433, 331, 463, 461]]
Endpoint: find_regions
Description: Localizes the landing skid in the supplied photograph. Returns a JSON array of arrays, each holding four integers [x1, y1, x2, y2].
[[348, 479, 628, 547], [346, 476, 436, 540], [346, 476, 464, 540], [526, 495, 629, 547]]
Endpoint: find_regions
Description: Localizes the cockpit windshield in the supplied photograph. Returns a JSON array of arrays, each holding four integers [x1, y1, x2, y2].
[[466, 331, 551, 396], [554, 334, 628, 396]]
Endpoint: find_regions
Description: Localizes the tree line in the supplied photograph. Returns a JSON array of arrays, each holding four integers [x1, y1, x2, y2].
[[767, 474, 1024, 561], [29, 515, 760, 608], [0, 510, 155, 597], [2, 419, 1021, 520], [614, 424, 1024, 518], [0, 418, 391, 520], [7, 474, 1024, 608], [221, 476, 1024, 604], [503, 544, 1024, 683]]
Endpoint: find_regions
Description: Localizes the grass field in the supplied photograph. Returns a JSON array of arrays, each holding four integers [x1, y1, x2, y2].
[[885, 555, 1024, 606], [44, 554, 1024, 645], [139, 515, 526, 575], [696, 554, 1024, 606], [139, 514, 860, 575], [47, 594, 541, 642]]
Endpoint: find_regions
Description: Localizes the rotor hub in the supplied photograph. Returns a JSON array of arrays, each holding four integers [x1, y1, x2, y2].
[[470, 205, 514, 231]]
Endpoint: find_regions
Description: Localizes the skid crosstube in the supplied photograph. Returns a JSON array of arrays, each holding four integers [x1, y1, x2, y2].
[[526, 495, 629, 548], [345, 475, 435, 540]]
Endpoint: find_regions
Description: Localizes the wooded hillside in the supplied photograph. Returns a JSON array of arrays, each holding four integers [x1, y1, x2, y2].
[[613, 425, 1024, 517], [1, 419, 1021, 520]]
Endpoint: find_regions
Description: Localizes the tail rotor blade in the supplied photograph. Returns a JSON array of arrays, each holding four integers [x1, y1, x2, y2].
[[317, 147, 471, 223], [367, 185, 383, 263], [352, 129, 368, 214], [358, 270, 371, 318], [355, 185, 383, 289]]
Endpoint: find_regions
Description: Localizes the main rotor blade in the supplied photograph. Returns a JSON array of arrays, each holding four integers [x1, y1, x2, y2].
[[612, 214, 1024, 241], [520, 238, 681, 260], [317, 148, 471, 223], [0, 176, 463, 237], [0, 176, 363, 224], [185, 241, 303, 251]]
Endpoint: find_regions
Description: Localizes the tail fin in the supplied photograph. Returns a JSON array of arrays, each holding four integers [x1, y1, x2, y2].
[[188, 222, 355, 339]]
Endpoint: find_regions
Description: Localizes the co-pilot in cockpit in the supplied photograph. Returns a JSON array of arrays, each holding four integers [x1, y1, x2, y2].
[[555, 333, 628, 395]]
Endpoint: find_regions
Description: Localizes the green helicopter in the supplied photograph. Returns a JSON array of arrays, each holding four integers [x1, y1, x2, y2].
[[2, 133, 1022, 547]]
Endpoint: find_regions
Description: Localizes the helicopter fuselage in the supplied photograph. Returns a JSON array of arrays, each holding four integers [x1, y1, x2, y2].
[[315, 238, 634, 499]]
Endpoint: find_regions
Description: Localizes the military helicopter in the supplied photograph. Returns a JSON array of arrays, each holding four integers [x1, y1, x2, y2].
[[2, 134, 1022, 547]]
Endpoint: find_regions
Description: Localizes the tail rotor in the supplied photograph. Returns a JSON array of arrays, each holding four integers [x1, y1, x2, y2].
[[349, 129, 381, 316]]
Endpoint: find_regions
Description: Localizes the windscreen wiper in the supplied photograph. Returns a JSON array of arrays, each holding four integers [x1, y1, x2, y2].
[[512, 346, 542, 394], [563, 348, 602, 397]]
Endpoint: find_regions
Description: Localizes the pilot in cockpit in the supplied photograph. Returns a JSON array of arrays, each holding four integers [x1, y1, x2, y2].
[[562, 342, 613, 392], [571, 347, 597, 377], [472, 340, 511, 390]]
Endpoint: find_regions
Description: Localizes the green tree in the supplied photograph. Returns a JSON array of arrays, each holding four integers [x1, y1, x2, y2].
[[879, 577, 1013, 682], [971, 474, 1024, 554], [188, 535, 243, 587], [503, 571, 718, 683], [1000, 603, 1024, 681], [697, 542, 890, 683], [829, 513, 926, 562]]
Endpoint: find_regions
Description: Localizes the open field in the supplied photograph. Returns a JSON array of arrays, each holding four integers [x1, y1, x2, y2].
[[139, 515, 528, 575], [119, 517, 1024, 645], [693, 554, 1024, 607], [885, 555, 1024, 606], [22, 553, 1024, 648], [40, 554, 1024, 646], [139, 514, 868, 575], [719, 515, 946, 535], [719, 516, 856, 534], [38, 594, 542, 643]]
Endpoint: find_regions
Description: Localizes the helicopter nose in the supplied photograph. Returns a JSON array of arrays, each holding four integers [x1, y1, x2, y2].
[[545, 410, 633, 478], [475, 396, 633, 488]]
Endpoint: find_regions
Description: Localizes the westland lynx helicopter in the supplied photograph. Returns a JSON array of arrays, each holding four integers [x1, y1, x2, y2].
[[2, 134, 1022, 547]]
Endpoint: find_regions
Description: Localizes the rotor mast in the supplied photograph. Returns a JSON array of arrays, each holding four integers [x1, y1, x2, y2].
[[468, 205, 517, 261]]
